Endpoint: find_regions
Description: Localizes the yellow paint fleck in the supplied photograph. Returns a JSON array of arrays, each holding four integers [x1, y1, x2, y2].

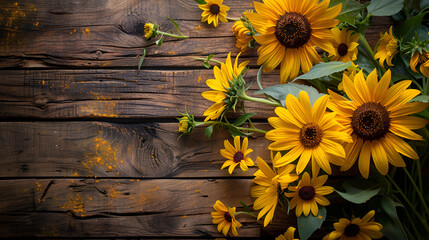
[[195, 190, 200, 193], [182, 215, 188, 218], [42, 80, 45, 85], [165, 108, 169, 111], [82, 138, 119, 176], [168, 51, 175, 55], [197, 76, 202, 83], [84, 28, 90, 34], [195, 25, 201, 30], [61, 193, 87, 217]]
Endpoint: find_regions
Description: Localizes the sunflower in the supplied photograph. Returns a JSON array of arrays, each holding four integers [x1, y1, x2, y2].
[[374, 26, 399, 68], [199, 0, 229, 27], [220, 136, 254, 174], [265, 91, 352, 175], [276, 227, 299, 240], [232, 19, 254, 52], [285, 172, 333, 217], [338, 63, 359, 91], [328, 69, 429, 178], [330, 27, 359, 62], [144, 23, 157, 40], [323, 210, 383, 240], [178, 116, 189, 133], [245, 0, 341, 83], [202, 52, 250, 121], [251, 153, 298, 226], [410, 51, 429, 78], [211, 200, 242, 236]]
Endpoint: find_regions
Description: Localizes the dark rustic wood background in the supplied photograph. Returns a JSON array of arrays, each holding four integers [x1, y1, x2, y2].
[[0, 0, 390, 238]]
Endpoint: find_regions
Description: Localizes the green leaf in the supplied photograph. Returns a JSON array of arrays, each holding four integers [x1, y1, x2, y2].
[[166, 17, 185, 36], [411, 95, 429, 102], [367, 0, 404, 16], [138, 49, 146, 70], [254, 83, 325, 107], [156, 34, 164, 46], [330, 0, 369, 24], [397, 12, 428, 41], [226, 125, 251, 137], [335, 178, 381, 204], [377, 197, 408, 240], [240, 201, 251, 213], [256, 65, 264, 90], [233, 113, 255, 126], [203, 62, 210, 69], [204, 125, 213, 139], [194, 0, 206, 4], [291, 61, 351, 81], [297, 207, 326, 240]]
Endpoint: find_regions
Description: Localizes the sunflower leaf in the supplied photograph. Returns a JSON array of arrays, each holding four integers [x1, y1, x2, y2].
[[194, 0, 206, 4], [367, 0, 404, 16], [156, 34, 164, 46], [330, 0, 369, 24], [411, 95, 429, 102], [291, 61, 351, 81], [256, 65, 264, 90], [370, 196, 408, 240], [138, 49, 146, 70], [297, 207, 326, 240], [239, 201, 251, 213], [233, 113, 255, 126], [166, 17, 184, 36], [226, 125, 251, 137], [254, 83, 325, 107], [204, 125, 214, 139], [335, 178, 381, 204]]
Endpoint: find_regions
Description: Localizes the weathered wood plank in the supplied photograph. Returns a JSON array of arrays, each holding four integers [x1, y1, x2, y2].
[[0, 122, 272, 178], [0, 69, 279, 119], [0, 178, 284, 238], [0, 0, 392, 68]]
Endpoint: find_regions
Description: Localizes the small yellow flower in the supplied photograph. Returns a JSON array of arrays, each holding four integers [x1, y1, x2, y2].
[[410, 51, 429, 78], [199, 0, 229, 27], [374, 26, 398, 68], [178, 116, 189, 133], [330, 27, 359, 63], [276, 226, 299, 240], [232, 19, 253, 52], [323, 210, 383, 240], [251, 153, 299, 226], [220, 136, 254, 174], [144, 23, 157, 40], [285, 172, 333, 217], [338, 63, 359, 91], [211, 200, 242, 236]]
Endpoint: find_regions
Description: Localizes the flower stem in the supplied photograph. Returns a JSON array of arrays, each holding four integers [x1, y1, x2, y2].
[[239, 93, 282, 107], [235, 211, 257, 218], [226, 16, 240, 21], [360, 34, 375, 59], [403, 168, 429, 216], [192, 57, 223, 65], [236, 126, 267, 134], [157, 31, 189, 39]]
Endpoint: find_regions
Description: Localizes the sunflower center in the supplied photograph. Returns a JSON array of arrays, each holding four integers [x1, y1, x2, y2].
[[338, 43, 348, 56], [351, 102, 390, 141], [210, 4, 220, 14], [224, 212, 232, 222], [344, 224, 360, 237], [299, 123, 323, 148], [275, 12, 312, 49], [299, 186, 316, 201], [233, 151, 244, 163]]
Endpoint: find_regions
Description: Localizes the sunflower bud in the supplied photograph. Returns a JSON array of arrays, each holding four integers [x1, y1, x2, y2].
[[144, 23, 158, 40], [176, 110, 196, 137]]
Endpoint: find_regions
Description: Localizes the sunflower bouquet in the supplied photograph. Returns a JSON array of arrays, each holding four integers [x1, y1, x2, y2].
[[175, 0, 429, 239]]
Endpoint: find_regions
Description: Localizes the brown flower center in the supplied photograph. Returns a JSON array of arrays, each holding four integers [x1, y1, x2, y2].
[[344, 224, 360, 237], [210, 4, 220, 14], [233, 151, 244, 163], [224, 212, 232, 222], [299, 123, 323, 148], [351, 102, 390, 141], [275, 12, 312, 49], [338, 43, 348, 56], [298, 186, 316, 201]]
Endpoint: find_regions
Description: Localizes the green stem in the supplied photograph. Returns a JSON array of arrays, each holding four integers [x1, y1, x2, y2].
[[412, 78, 424, 92], [387, 174, 429, 233], [360, 34, 375, 59], [235, 211, 257, 218], [226, 16, 240, 21], [157, 31, 188, 39], [192, 57, 223, 65], [329, 74, 342, 82], [240, 93, 282, 107], [403, 168, 429, 216], [236, 126, 267, 134], [393, 195, 421, 240]]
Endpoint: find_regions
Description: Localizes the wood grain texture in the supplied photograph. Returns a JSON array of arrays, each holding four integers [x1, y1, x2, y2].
[[0, 0, 392, 69], [0, 69, 279, 119], [0, 122, 272, 178]]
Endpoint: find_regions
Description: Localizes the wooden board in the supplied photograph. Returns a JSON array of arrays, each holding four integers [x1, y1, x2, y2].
[[0, 0, 392, 68], [0, 69, 279, 119]]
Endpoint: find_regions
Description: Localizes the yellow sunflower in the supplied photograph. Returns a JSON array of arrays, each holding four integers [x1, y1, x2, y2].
[[202, 52, 250, 121], [211, 200, 242, 236], [276, 227, 299, 240], [245, 0, 341, 83], [285, 172, 333, 217], [144, 23, 157, 40], [330, 27, 359, 62], [199, 0, 229, 27], [251, 153, 299, 226], [178, 116, 189, 133], [338, 63, 359, 91], [232, 19, 253, 52], [328, 69, 429, 178], [374, 26, 399, 68], [220, 136, 254, 174], [410, 51, 429, 78], [323, 210, 383, 240], [265, 91, 352, 175]]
